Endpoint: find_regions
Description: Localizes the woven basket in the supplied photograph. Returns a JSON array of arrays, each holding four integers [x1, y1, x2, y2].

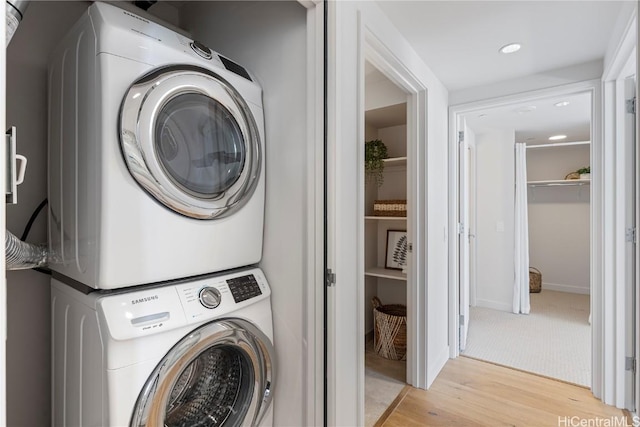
[[373, 200, 407, 217], [565, 172, 580, 180], [529, 267, 542, 293], [372, 297, 407, 360]]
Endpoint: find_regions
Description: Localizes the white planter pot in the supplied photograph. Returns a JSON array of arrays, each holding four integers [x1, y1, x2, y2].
[[580, 173, 590, 180]]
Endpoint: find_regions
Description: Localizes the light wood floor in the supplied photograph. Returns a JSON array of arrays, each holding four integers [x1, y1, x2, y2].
[[375, 357, 625, 427]]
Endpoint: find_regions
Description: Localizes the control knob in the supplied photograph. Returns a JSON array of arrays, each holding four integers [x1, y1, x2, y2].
[[190, 40, 213, 60], [199, 287, 222, 309]]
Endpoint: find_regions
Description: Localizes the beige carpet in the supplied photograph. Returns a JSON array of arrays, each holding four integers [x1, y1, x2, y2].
[[365, 340, 406, 427], [462, 290, 591, 386]]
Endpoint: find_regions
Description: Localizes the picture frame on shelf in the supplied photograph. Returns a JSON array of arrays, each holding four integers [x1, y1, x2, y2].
[[385, 230, 408, 270]]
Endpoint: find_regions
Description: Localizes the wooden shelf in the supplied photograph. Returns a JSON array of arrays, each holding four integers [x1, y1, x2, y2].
[[365, 216, 407, 221], [365, 267, 407, 281], [528, 179, 590, 187]]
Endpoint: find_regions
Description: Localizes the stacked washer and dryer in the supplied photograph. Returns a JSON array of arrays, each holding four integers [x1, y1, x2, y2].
[[47, 3, 275, 426]]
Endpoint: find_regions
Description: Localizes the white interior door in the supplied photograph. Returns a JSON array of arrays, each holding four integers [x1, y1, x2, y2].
[[458, 118, 470, 351], [0, 5, 7, 425], [625, 75, 638, 411]]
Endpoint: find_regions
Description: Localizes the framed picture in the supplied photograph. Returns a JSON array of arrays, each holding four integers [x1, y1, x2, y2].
[[385, 230, 408, 270]]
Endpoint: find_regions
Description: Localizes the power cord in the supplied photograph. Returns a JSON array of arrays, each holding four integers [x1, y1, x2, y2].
[[18, 198, 51, 276]]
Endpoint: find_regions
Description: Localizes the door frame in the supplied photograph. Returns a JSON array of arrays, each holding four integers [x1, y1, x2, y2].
[[601, 8, 636, 409], [363, 30, 427, 391], [602, 8, 640, 412], [447, 80, 603, 391], [325, 4, 429, 425]]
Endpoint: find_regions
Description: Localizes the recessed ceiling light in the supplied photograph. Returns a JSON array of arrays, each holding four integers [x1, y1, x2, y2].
[[554, 101, 570, 107], [499, 43, 521, 54], [549, 135, 567, 141]]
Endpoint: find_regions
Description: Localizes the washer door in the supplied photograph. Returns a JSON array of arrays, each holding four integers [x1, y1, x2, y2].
[[130, 319, 275, 427], [120, 65, 261, 219]]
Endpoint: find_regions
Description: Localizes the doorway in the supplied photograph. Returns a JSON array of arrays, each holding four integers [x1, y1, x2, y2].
[[362, 60, 410, 426], [458, 91, 593, 387], [449, 82, 599, 379]]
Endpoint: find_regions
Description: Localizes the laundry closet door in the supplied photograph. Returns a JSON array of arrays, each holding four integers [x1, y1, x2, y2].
[[0, 7, 7, 425]]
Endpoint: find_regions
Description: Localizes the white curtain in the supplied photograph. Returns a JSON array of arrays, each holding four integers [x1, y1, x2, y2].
[[513, 143, 530, 314]]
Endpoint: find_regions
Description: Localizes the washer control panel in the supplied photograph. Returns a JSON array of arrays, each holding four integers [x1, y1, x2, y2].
[[97, 268, 270, 339], [227, 275, 263, 303], [176, 268, 270, 324]]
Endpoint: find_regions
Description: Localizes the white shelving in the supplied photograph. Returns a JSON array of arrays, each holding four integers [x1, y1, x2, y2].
[[365, 216, 407, 221], [364, 267, 407, 281], [383, 156, 407, 167], [364, 267, 407, 282]]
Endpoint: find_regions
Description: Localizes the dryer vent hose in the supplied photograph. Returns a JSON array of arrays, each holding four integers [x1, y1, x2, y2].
[[5, 229, 49, 270]]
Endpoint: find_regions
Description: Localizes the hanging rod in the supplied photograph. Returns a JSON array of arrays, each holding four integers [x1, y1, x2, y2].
[[526, 141, 591, 149], [527, 180, 590, 187]]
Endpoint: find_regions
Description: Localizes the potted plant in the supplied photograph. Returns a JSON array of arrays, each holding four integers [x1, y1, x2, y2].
[[365, 139, 388, 186], [576, 166, 590, 180]]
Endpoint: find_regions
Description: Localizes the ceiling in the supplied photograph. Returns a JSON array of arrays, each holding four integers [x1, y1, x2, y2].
[[464, 92, 591, 144], [373, 1, 629, 143], [377, 1, 628, 92]]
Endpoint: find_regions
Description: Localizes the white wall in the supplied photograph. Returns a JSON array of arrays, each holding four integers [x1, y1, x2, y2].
[[527, 145, 591, 294], [180, 3, 311, 426], [5, 3, 90, 425], [475, 130, 516, 311], [450, 60, 604, 106], [365, 79, 406, 111]]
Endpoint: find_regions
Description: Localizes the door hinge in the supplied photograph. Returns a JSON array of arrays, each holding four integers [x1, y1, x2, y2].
[[408, 243, 413, 253], [326, 269, 336, 287], [459, 314, 465, 324], [627, 97, 636, 115], [626, 356, 636, 373], [457, 222, 465, 234], [625, 227, 637, 244], [458, 131, 464, 144]]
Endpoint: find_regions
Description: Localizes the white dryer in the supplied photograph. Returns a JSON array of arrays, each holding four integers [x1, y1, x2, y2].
[[48, 2, 265, 289], [52, 267, 275, 427]]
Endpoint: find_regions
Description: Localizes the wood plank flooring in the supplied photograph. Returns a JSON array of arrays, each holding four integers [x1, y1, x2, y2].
[[375, 357, 625, 427]]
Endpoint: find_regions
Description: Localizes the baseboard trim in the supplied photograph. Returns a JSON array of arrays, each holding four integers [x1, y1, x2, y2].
[[542, 282, 590, 295], [475, 299, 512, 312]]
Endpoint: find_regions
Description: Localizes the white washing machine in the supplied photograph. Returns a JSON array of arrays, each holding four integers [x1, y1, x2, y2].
[[47, 2, 265, 289], [52, 267, 275, 427]]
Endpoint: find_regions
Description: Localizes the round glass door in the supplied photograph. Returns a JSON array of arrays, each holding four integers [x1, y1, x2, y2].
[[120, 65, 261, 219], [130, 319, 275, 427]]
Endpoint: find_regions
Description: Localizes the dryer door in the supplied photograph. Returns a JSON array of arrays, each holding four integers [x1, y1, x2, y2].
[[120, 65, 261, 219], [130, 318, 274, 427]]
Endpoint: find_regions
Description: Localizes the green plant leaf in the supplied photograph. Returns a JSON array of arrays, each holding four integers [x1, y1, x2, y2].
[[365, 139, 388, 187]]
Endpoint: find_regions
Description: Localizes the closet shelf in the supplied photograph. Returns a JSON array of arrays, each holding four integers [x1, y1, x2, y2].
[[365, 216, 407, 221], [383, 157, 407, 167], [365, 267, 407, 281], [527, 179, 590, 187]]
